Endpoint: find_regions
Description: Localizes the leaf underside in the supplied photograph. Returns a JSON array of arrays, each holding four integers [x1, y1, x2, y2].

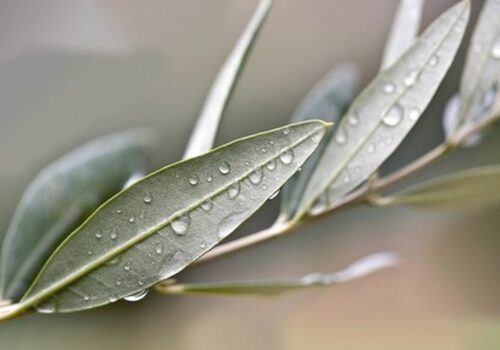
[[19, 121, 328, 313]]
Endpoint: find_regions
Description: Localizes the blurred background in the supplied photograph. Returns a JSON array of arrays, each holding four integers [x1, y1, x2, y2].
[[1, 0, 500, 349]]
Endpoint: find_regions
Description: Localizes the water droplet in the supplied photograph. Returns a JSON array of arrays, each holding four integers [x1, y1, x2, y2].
[[409, 107, 420, 121], [95, 231, 103, 239], [386, 137, 393, 146], [348, 114, 359, 126], [218, 161, 231, 175], [200, 241, 207, 249], [206, 174, 213, 183], [201, 200, 213, 212], [128, 216, 135, 223], [367, 143, 375, 153], [383, 82, 396, 94], [155, 242, 164, 255], [115, 279, 122, 286], [83, 295, 90, 301], [261, 148, 267, 153], [108, 295, 118, 303], [124, 262, 131, 271], [249, 168, 263, 185], [143, 193, 152, 204], [283, 128, 290, 135], [138, 280, 144, 286], [139, 210, 145, 220], [171, 215, 190, 236], [228, 183, 241, 199], [116, 209, 123, 215], [87, 250, 93, 256], [189, 175, 199, 186], [429, 55, 439, 66], [266, 159, 277, 171], [110, 228, 118, 240], [343, 175, 351, 183], [269, 190, 280, 200], [491, 37, 500, 59], [279, 149, 294, 165], [404, 69, 419, 86], [36, 300, 57, 313], [382, 104, 403, 127], [124, 289, 148, 302], [335, 128, 347, 144]]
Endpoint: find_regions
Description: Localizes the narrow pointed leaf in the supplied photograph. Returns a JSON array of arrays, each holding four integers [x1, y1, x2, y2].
[[0, 129, 157, 302], [376, 166, 500, 210], [183, 0, 273, 159], [18, 121, 328, 314], [156, 252, 397, 296], [381, 0, 424, 70], [297, 1, 470, 217], [442, 94, 482, 147], [281, 63, 360, 218], [452, 0, 500, 136]]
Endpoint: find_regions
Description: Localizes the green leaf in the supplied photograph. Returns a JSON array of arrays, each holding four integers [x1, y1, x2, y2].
[[0, 129, 157, 302], [381, 0, 424, 70], [280, 63, 360, 218], [449, 0, 500, 137], [296, 1, 470, 217], [156, 252, 397, 296], [17, 121, 329, 314], [183, 0, 273, 159], [373, 166, 500, 210]]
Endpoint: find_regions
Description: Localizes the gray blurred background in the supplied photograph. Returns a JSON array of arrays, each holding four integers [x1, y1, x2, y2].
[[2, 1, 500, 349]]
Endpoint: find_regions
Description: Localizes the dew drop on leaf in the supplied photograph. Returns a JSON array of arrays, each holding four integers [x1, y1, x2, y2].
[[171, 215, 190, 236], [279, 149, 294, 165], [335, 128, 347, 144], [218, 161, 231, 175], [347, 114, 359, 126], [124, 289, 148, 302], [189, 175, 199, 186], [249, 167, 264, 185], [201, 200, 213, 212], [266, 159, 277, 171], [429, 55, 439, 66], [491, 37, 500, 59], [382, 104, 404, 126], [143, 193, 152, 204], [383, 82, 396, 94], [228, 183, 241, 199], [404, 69, 419, 86]]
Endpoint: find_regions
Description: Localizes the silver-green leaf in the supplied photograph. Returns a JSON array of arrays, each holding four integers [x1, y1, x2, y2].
[[281, 63, 360, 218], [373, 165, 500, 210], [449, 0, 500, 138], [381, 0, 424, 70], [183, 0, 273, 159], [297, 1, 470, 217], [0, 129, 157, 302], [17, 121, 328, 314], [156, 252, 397, 296]]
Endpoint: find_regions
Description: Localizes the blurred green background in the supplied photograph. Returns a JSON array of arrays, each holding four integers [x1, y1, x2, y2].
[[2, 0, 500, 349]]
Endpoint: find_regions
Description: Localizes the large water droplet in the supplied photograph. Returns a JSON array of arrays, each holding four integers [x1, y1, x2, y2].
[[249, 168, 263, 185], [383, 82, 396, 94], [201, 200, 213, 212], [404, 69, 419, 86], [95, 231, 103, 239], [491, 37, 500, 59], [335, 128, 347, 144], [279, 149, 294, 165], [382, 104, 403, 127], [189, 175, 199, 186], [36, 300, 56, 314], [171, 215, 190, 236], [143, 193, 152, 204], [266, 159, 277, 171], [218, 161, 231, 175], [228, 183, 241, 199], [124, 289, 149, 302]]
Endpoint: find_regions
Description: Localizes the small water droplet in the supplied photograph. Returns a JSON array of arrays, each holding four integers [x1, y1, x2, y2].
[[143, 193, 152, 204], [171, 215, 190, 235], [249, 168, 263, 185], [279, 149, 294, 165], [155, 242, 164, 255], [404, 69, 419, 86], [200, 241, 207, 249], [189, 175, 199, 185], [409, 107, 420, 121], [206, 174, 213, 183], [83, 295, 90, 301], [269, 190, 280, 200], [228, 183, 241, 199], [335, 128, 347, 144], [87, 250, 93, 256], [124, 262, 131, 271], [383, 82, 396, 94], [115, 279, 122, 286], [116, 209, 123, 215], [283, 128, 290, 135], [343, 175, 351, 183], [261, 148, 267, 153], [124, 289, 148, 302], [201, 200, 213, 212], [218, 161, 231, 175], [367, 143, 375, 153], [266, 159, 277, 171], [382, 104, 404, 127], [429, 55, 439, 66], [129, 216, 135, 223], [108, 295, 118, 303], [348, 114, 359, 126], [95, 231, 102, 239], [110, 228, 118, 240], [138, 280, 144, 286], [491, 37, 500, 59]]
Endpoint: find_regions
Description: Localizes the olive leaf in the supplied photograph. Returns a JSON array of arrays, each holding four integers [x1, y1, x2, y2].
[[156, 252, 397, 296], [381, 0, 424, 70], [296, 0, 470, 217], [372, 166, 500, 210], [280, 63, 360, 218], [442, 94, 482, 147], [0, 129, 157, 302], [447, 0, 500, 138], [14, 121, 329, 315], [183, 0, 273, 159]]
